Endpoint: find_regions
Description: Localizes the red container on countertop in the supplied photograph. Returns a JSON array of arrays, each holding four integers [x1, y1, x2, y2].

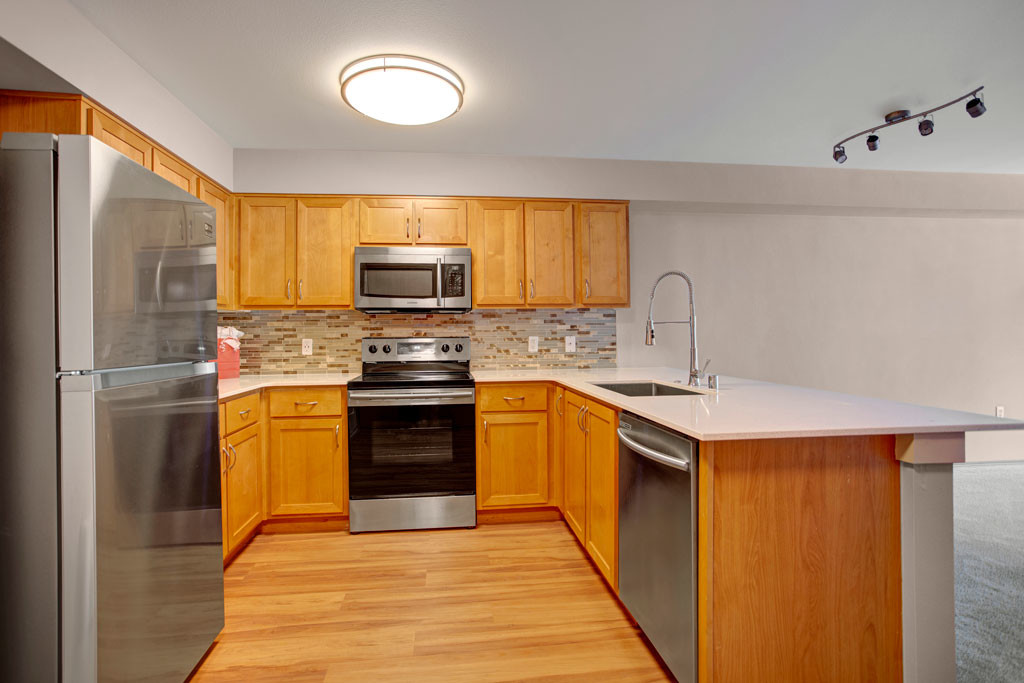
[[217, 339, 240, 379]]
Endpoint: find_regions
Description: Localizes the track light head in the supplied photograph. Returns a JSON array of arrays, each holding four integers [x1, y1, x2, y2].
[[918, 118, 934, 136], [966, 96, 986, 118], [833, 146, 847, 164], [866, 135, 880, 151]]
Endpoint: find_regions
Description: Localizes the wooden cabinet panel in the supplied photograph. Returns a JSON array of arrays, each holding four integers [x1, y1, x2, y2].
[[478, 383, 548, 413], [268, 387, 344, 417], [224, 392, 260, 435], [470, 200, 525, 306], [152, 148, 198, 195], [0, 91, 85, 135], [478, 411, 549, 508], [578, 202, 629, 306], [414, 199, 468, 244], [239, 197, 296, 306], [224, 423, 262, 552], [525, 202, 574, 306], [86, 107, 152, 168], [198, 179, 233, 307], [551, 386, 565, 510], [268, 417, 347, 516], [359, 197, 413, 244], [563, 391, 587, 543], [297, 198, 356, 307], [584, 401, 618, 589]]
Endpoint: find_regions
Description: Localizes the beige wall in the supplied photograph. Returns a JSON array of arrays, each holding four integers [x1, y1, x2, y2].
[[618, 203, 1024, 462]]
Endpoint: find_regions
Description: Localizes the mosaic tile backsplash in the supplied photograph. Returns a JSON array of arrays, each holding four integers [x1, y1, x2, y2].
[[218, 309, 618, 374]]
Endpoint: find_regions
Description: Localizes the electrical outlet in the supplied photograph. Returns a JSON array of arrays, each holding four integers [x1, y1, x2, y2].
[[996, 405, 1006, 418], [528, 336, 539, 352], [565, 335, 576, 353], [301, 338, 313, 356]]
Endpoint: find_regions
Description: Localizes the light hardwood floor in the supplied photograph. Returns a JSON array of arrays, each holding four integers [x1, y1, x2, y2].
[[189, 521, 671, 682]]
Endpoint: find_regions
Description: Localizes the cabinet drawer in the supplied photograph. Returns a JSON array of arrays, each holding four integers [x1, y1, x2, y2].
[[224, 392, 260, 434], [478, 384, 548, 412], [269, 387, 344, 417]]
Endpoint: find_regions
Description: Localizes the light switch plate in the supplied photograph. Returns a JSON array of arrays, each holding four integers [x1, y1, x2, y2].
[[565, 335, 576, 353], [302, 338, 313, 356], [528, 336, 539, 352]]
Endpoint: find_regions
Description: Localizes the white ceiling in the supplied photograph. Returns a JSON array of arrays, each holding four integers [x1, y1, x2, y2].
[[69, 0, 1024, 173]]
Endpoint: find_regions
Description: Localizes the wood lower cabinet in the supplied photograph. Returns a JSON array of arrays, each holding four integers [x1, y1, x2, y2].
[[478, 411, 549, 507], [578, 202, 630, 306], [224, 422, 262, 554], [268, 417, 347, 516], [562, 391, 619, 588], [239, 197, 297, 307]]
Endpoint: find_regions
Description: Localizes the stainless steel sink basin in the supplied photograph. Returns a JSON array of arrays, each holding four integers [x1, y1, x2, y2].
[[592, 381, 701, 397]]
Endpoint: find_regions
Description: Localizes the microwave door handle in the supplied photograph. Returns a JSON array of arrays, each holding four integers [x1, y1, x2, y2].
[[437, 257, 443, 306], [154, 256, 164, 311]]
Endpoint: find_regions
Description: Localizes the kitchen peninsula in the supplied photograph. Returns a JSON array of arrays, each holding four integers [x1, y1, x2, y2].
[[218, 366, 1021, 683]]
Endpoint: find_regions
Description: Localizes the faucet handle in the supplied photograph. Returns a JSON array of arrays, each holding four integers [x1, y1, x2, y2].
[[699, 358, 711, 379]]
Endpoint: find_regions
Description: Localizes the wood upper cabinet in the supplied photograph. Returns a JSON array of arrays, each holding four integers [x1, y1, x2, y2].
[[224, 422, 262, 553], [198, 179, 233, 307], [413, 199, 468, 244], [86, 107, 152, 169], [470, 200, 526, 306], [296, 198, 357, 307], [239, 197, 297, 306], [563, 391, 588, 543], [152, 148, 198, 195], [478, 411, 550, 508], [525, 202, 575, 306], [268, 417, 347, 516], [578, 202, 629, 306], [359, 197, 414, 244], [584, 400, 618, 589]]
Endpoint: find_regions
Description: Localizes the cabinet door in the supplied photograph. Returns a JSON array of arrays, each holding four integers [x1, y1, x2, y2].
[[239, 197, 296, 306], [414, 198, 468, 244], [552, 386, 565, 510], [86, 107, 152, 168], [358, 197, 414, 244], [585, 401, 618, 588], [478, 411, 549, 508], [578, 202, 629, 306], [198, 179, 233, 308], [296, 198, 356, 307], [225, 423, 262, 552], [470, 200, 525, 306], [152, 148, 198, 195], [268, 417, 347, 516], [563, 391, 587, 543], [525, 201, 574, 306]]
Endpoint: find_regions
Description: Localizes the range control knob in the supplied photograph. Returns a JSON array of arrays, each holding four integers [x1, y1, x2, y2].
[[367, 344, 378, 354], [382, 344, 392, 354], [454, 343, 464, 353], [441, 343, 450, 353]]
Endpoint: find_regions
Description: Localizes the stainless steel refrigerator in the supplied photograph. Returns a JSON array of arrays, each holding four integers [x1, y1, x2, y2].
[[0, 134, 224, 682]]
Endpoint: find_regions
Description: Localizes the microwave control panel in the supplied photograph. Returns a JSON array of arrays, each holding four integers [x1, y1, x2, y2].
[[441, 264, 465, 298]]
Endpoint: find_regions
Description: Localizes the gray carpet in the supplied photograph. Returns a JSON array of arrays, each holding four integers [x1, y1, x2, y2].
[[955, 462, 1024, 682]]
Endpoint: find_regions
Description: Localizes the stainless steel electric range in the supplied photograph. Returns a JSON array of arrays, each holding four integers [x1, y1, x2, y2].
[[346, 337, 476, 532]]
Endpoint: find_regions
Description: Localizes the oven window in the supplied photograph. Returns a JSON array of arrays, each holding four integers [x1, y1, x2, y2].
[[348, 403, 475, 499], [360, 263, 437, 299]]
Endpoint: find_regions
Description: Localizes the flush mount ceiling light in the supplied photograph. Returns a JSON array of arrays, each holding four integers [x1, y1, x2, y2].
[[832, 86, 985, 164], [340, 55, 464, 126]]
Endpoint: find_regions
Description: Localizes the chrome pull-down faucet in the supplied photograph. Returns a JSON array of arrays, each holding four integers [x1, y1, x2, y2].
[[645, 271, 700, 387]]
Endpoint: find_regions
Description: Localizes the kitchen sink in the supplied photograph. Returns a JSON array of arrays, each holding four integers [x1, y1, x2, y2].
[[592, 381, 701, 397]]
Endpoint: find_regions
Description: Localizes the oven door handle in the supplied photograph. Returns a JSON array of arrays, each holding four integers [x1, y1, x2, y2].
[[349, 390, 475, 400], [348, 389, 476, 406]]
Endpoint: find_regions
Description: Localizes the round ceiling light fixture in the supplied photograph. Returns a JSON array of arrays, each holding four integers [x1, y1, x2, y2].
[[340, 55, 464, 126]]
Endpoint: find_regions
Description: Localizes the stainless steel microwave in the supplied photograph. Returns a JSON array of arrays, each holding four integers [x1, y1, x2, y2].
[[354, 246, 472, 313]]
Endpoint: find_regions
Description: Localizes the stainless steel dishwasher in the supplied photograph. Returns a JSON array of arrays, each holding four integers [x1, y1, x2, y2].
[[618, 412, 697, 683]]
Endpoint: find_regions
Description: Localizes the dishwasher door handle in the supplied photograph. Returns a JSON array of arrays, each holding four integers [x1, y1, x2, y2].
[[617, 428, 690, 472]]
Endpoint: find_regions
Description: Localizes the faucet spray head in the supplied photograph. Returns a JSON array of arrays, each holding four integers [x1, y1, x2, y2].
[[644, 318, 656, 346]]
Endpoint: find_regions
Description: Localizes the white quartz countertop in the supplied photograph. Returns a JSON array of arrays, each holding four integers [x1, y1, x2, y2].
[[220, 367, 1023, 441]]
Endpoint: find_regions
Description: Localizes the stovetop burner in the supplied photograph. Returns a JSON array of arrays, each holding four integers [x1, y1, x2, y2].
[[350, 336, 473, 390]]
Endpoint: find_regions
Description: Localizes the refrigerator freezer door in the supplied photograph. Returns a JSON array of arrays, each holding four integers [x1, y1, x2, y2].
[[61, 362, 224, 682], [57, 135, 217, 371]]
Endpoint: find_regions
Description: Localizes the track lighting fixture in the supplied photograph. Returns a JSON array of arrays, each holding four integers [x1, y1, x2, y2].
[[832, 86, 985, 163]]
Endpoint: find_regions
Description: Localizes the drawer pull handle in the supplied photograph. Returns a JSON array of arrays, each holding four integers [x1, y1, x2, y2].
[[503, 395, 526, 401], [294, 400, 319, 406], [238, 409, 250, 418]]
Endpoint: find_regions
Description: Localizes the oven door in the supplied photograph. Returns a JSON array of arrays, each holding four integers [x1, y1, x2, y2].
[[347, 387, 476, 500]]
